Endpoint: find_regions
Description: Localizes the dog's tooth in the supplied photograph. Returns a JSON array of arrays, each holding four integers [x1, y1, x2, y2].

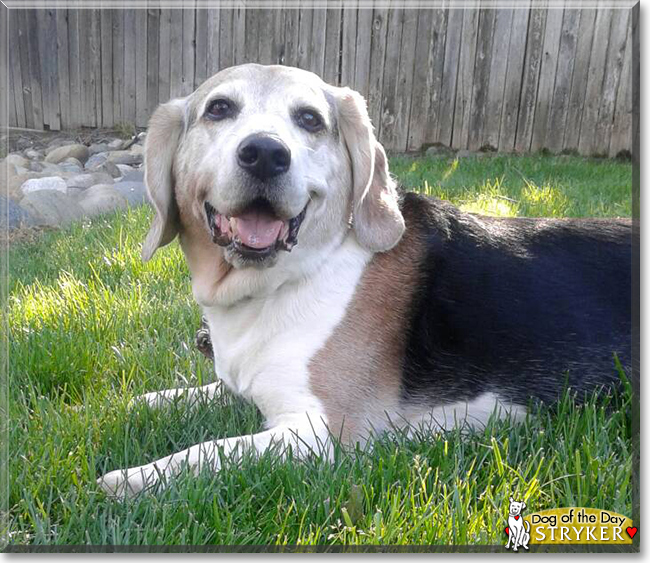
[[229, 217, 238, 236]]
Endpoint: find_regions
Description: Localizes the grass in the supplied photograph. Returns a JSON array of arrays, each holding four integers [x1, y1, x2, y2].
[[3, 154, 635, 547]]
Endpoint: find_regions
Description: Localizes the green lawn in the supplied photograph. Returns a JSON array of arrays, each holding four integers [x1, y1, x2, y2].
[[4, 154, 635, 547]]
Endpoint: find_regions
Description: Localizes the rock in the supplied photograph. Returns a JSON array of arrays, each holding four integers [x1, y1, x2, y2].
[[118, 168, 144, 183], [46, 137, 77, 152], [65, 172, 114, 189], [116, 164, 135, 177], [59, 163, 83, 175], [113, 181, 147, 206], [85, 153, 108, 169], [0, 195, 35, 229], [88, 143, 112, 155], [130, 144, 145, 156], [24, 149, 44, 161], [4, 172, 44, 200], [425, 145, 454, 158], [29, 161, 46, 172], [20, 190, 85, 226], [95, 160, 122, 178], [106, 150, 143, 166], [0, 160, 18, 183], [21, 176, 68, 195], [61, 157, 84, 168], [15, 166, 30, 175], [66, 187, 85, 199], [5, 153, 30, 168], [77, 184, 128, 217], [108, 138, 124, 150], [44, 144, 90, 165]]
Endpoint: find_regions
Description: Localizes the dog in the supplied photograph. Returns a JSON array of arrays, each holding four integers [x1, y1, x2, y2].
[[505, 498, 530, 551], [98, 64, 632, 498]]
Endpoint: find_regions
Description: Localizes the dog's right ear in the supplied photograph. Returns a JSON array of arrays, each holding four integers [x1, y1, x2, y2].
[[142, 98, 187, 262], [509, 497, 514, 503]]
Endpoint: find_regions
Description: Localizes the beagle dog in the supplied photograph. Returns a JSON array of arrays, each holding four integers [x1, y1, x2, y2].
[[98, 64, 632, 498]]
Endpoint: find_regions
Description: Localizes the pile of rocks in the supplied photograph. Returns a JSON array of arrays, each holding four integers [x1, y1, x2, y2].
[[1, 133, 149, 230]]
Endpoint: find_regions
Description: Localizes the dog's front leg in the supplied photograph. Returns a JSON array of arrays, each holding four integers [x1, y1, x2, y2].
[[134, 381, 224, 409], [97, 415, 328, 499]]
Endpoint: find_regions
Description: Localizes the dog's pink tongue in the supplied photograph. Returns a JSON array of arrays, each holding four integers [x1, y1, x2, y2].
[[233, 211, 284, 249]]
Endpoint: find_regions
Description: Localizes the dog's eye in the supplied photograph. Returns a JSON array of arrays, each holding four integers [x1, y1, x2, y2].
[[205, 98, 236, 120], [296, 109, 324, 132]]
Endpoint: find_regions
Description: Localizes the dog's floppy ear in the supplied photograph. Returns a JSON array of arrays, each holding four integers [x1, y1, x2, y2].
[[336, 88, 405, 253], [142, 98, 187, 261]]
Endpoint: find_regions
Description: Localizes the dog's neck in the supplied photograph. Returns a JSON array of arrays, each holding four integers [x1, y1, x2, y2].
[[193, 229, 366, 308]]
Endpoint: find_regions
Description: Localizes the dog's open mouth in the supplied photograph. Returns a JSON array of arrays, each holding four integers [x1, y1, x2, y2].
[[204, 198, 308, 258]]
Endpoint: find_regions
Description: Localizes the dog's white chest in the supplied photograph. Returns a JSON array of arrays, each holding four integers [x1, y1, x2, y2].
[[202, 239, 371, 424]]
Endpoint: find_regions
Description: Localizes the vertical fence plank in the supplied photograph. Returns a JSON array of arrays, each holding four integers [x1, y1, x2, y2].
[[297, 8, 313, 70], [324, 2, 342, 85], [484, 8, 514, 151], [352, 7, 372, 97], [272, 8, 286, 65], [206, 9, 221, 76], [340, 1, 358, 87], [101, 10, 114, 127], [111, 9, 124, 124], [545, 8, 580, 153], [310, 8, 327, 75], [391, 9, 418, 152], [609, 16, 632, 158], [578, 7, 613, 155], [45, 8, 62, 130], [194, 8, 209, 86], [438, 8, 463, 147], [158, 9, 171, 103], [407, 8, 435, 151], [366, 8, 389, 136], [563, 8, 596, 152], [498, 5, 529, 152], [514, 7, 547, 152], [25, 10, 44, 129], [219, 8, 234, 70], [92, 10, 102, 128], [181, 7, 196, 96], [169, 9, 183, 98], [9, 12, 26, 128], [123, 9, 137, 122], [451, 7, 479, 149], [468, 6, 497, 151], [530, 6, 563, 152], [594, 8, 630, 155], [379, 7, 404, 147], [257, 9, 274, 65], [2, 5, 14, 128], [244, 9, 259, 64], [233, 6, 246, 65], [284, 8, 300, 67], [133, 8, 146, 126], [146, 8, 160, 118]]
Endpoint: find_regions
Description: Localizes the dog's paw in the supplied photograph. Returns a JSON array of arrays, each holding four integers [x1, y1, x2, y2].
[[97, 466, 156, 500]]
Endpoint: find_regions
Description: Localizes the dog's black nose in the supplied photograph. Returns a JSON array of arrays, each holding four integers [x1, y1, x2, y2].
[[237, 134, 291, 180]]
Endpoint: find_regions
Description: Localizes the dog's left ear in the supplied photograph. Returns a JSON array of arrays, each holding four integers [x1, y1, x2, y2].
[[521, 502, 526, 510], [335, 87, 405, 253]]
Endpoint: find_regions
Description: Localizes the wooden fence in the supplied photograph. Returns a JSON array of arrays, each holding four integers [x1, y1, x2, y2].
[[5, 5, 635, 157]]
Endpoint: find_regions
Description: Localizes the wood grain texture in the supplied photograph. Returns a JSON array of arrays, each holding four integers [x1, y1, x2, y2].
[[7, 6, 633, 157]]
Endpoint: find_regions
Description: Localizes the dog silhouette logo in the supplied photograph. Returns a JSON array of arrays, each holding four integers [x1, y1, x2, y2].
[[505, 497, 531, 551]]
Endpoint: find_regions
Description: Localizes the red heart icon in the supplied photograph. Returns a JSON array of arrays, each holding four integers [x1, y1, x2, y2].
[[626, 527, 637, 539], [515, 515, 520, 520], [505, 527, 510, 535]]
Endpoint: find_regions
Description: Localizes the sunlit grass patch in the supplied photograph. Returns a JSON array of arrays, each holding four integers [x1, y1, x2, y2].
[[5, 153, 633, 546]]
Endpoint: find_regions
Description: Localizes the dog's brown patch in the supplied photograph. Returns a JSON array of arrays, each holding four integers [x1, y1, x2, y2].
[[308, 204, 426, 443]]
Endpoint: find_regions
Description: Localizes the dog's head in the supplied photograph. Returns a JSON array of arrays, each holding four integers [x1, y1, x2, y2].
[[142, 64, 404, 304], [509, 498, 526, 517]]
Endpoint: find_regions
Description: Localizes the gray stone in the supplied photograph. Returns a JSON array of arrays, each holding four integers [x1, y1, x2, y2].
[[0, 195, 35, 229], [96, 160, 122, 178], [113, 181, 147, 206], [21, 176, 68, 195], [66, 187, 85, 199], [29, 161, 46, 172], [77, 184, 128, 217], [24, 149, 44, 161], [20, 190, 85, 226], [88, 143, 112, 155], [85, 153, 108, 169], [118, 168, 144, 183], [4, 172, 44, 200], [45, 144, 90, 165], [106, 150, 143, 166], [425, 145, 454, 158], [61, 157, 84, 168], [59, 163, 83, 175], [65, 172, 114, 189], [6, 153, 30, 168], [46, 137, 77, 152], [15, 166, 30, 175], [116, 164, 135, 176], [130, 144, 145, 156], [108, 138, 124, 150]]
